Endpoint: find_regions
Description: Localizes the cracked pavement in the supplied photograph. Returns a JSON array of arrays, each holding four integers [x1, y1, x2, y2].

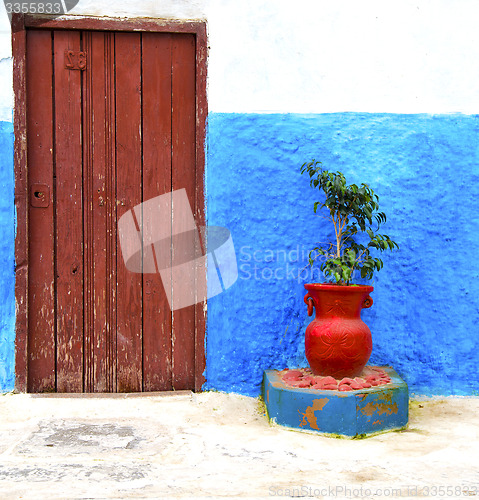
[[0, 391, 478, 499]]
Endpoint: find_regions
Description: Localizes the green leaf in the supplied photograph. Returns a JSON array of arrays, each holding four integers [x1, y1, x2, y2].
[[300, 160, 398, 283]]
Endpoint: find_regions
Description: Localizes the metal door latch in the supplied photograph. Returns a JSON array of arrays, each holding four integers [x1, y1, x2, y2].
[[65, 50, 87, 71]]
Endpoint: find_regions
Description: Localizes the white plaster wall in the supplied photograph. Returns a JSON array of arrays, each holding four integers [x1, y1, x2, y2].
[[206, 0, 479, 113], [207, 0, 479, 114], [0, 10, 12, 121], [1, 0, 479, 118]]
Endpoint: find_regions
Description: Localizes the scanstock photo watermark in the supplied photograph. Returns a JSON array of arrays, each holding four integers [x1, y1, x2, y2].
[[239, 245, 332, 283], [268, 484, 479, 497], [4, 0, 79, 18], [118, 189, 238, 311]]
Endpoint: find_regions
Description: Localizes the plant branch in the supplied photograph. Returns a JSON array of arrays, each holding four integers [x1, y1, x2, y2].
[[332, 213, 342, 258]]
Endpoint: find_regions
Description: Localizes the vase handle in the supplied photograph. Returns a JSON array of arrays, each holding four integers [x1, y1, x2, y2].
[[304, 293, 315, 316], [362, 295, 373, 309]]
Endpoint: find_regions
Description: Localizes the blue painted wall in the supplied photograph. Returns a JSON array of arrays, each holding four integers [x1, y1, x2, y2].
[[0, 121, 15, 392], [205, 112, 479, 397]]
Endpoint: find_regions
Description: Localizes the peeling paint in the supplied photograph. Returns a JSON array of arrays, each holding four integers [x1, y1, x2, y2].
[[298, 398, 329, 430], [376, 392, 393, 404], [361, 402, 398, 417]]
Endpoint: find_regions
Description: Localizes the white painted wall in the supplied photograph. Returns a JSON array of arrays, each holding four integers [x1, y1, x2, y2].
[[1, 0, 479, 119], [207, 0, 479, 114], [0, 9, 12, 121]]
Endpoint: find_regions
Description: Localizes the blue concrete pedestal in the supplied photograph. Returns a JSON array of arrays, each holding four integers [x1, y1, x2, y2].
[[263, 366, 408, 438]]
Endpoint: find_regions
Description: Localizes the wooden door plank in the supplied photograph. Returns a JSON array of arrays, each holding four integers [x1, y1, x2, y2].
[[115, 32, 143, 392], [171, 34, 197, 390], [82, 31, 117, 392], [26, 29, 55, 392], [82, 32, 94, 392], [194, 24, 208, 392], [82, 30, 96, 392], [141, 33, 173, 391], [12, 15, 28, 393], [102, 32, 118, 393], [53, 30, 84, 392]]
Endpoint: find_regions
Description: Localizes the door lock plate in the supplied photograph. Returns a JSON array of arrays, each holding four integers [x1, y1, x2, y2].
[[31, 183, 50, 208]]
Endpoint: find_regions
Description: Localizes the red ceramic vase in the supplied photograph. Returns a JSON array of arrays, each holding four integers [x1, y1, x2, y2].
[[303, 283, 374, 379]]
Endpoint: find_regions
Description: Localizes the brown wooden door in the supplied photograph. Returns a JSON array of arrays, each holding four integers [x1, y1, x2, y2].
[[25, 28, 204, 393]]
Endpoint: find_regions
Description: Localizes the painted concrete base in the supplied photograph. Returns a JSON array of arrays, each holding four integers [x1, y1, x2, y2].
[[263, 366, 408, 438]]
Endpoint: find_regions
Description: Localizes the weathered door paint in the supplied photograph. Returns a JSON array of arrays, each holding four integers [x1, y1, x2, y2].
[[25, 28, 204, 393]]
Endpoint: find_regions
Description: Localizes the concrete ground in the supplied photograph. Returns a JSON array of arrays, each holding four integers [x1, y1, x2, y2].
[[0, 391, 478, 499]]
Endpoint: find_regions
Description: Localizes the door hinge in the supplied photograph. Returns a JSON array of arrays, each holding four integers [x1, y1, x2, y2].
[[65, 50, 87, 71]]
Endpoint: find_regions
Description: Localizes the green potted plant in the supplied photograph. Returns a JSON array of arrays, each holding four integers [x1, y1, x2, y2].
[[300, 160, 398, 378]]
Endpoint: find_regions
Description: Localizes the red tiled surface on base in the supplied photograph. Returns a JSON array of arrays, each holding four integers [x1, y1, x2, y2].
[[280, 365, 391, 391]]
